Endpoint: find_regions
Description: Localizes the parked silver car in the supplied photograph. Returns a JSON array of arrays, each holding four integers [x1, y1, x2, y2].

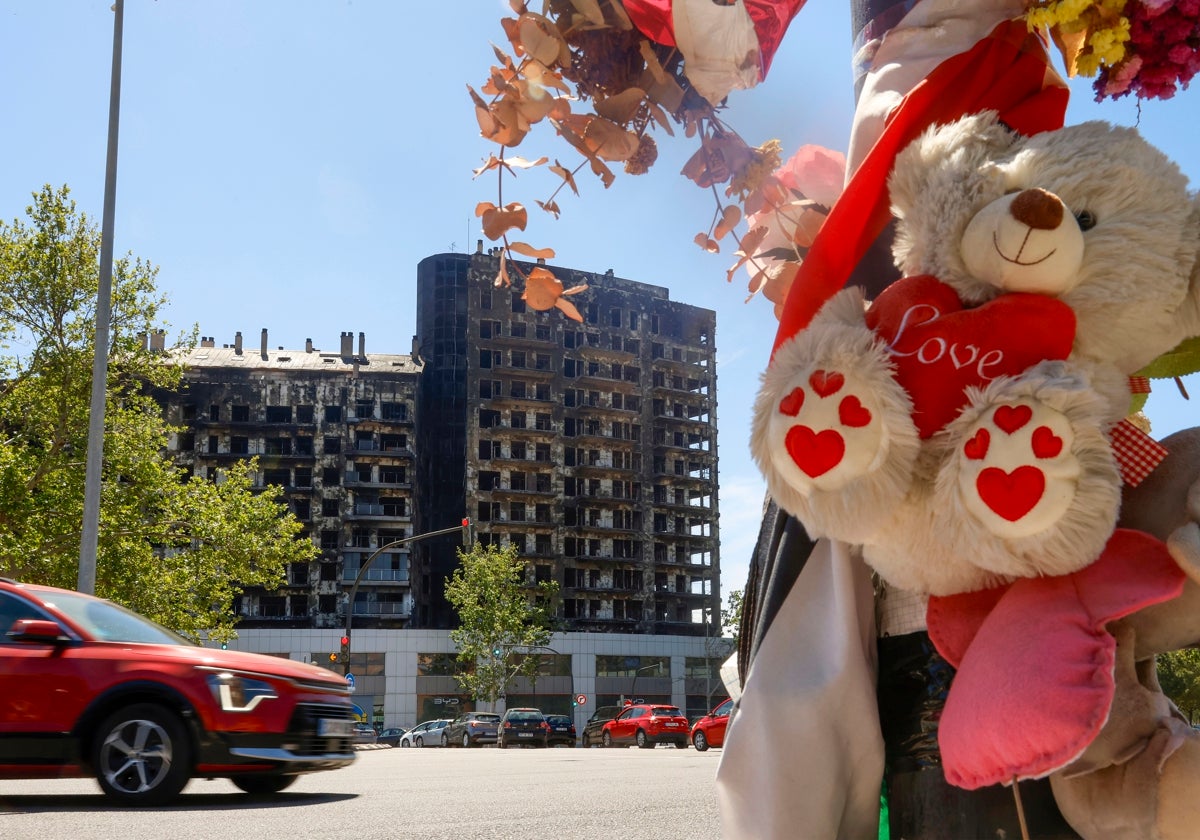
[[398, 719, 451, 748]]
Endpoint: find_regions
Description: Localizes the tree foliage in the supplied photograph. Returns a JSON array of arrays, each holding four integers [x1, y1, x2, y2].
[[721, 588, 744, 649], [444, 541, 559, 706], [1157, 648, 1200, 723], [0, 185, 314, 641]]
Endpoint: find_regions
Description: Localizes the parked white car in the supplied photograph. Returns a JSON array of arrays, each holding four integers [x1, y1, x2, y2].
[[398, 719, 451, 748]]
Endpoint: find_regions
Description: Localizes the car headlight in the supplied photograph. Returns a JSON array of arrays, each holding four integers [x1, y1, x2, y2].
[[206, 672, 278, 712]]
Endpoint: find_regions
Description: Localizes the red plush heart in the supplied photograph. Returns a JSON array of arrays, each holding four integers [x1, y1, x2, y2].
[[977, 465, 1044, 521], [838, 395, 871, 428], [865, 276, 1076, 439], [779, 387, 805, 417], [810, 370, 844, 398], [1032, 425, 1063, 458], [993, 404, 1032, 435], [785, 425, 845, 478], [964, 428, 990, 461]]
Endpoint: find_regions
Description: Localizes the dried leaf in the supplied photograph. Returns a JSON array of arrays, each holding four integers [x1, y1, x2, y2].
[[477, 202, 528, 240], [735, 225, 770, 257], [509, 241, 556, 260], [557, 113, 640, 161], [713, 205, 742, 240], [568, 0, 606, 27], [536, 199, 562, 218], [473, 155, 503, 178], [594, 87, 647, 125], [646, 101, 675, 136], [550, 160, 580, 195], [557, 298, 584, 321], [640, 67, 685, 114], [639, 40, 667, 85], [562, 283, 588, 296], [693, 232, 720, 253], [495, 254, 511, 287], [518, 13, 567, 67], [507, 0, 527, 14], [607, 0, 633, 29], [501, 155, 549, 170], [1050, 25, 1087, 78]]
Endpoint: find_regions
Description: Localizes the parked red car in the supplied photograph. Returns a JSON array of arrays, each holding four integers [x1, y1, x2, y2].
[[690, 698, 733, 751], [601, 704, 689, 749], [0, 579, 356, 803]]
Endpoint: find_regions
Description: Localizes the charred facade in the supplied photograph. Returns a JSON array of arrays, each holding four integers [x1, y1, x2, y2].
[[415, 249, 720, 636]]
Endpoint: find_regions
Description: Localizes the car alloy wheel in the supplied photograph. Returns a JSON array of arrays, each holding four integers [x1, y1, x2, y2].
[[636, 729, 652, 749], [463, 733, 471, 748], [693, 731, 709, 752], [582, 734, 591, 748], [93, 703, 191, 804], [601, 731, 612, 748], [441, 733, 449, 747], [415, 736, 424, 747]]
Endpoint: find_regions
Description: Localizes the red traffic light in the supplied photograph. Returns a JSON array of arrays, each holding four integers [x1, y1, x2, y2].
[[461, 517, 470, 527], [340, 636, 350, 647]]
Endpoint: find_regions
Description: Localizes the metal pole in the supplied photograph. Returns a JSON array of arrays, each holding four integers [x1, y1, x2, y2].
[[342, 523, 465, 674], [78, 0, 124, 595]]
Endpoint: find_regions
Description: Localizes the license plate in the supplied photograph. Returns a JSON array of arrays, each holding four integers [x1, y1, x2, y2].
[[554, 727, 567, 731], [318, 718, 355, 737], [665, 722, 679, 727], [518, 732, 533, 738]]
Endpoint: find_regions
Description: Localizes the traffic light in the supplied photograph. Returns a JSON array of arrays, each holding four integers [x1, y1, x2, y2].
[[329, 652, 338, 663], [492, 646, 503, 658], [220, 642, 228, 650], [461, 517, 474, 548], [340, 635, 350, 664]]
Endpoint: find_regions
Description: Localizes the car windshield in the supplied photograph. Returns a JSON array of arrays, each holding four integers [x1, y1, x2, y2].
[[38, 589, 190, 645], [506, 711, 542, 721], [546, 715, 570, 724], [474, 714, 500, 722], [652, 707, 683, 717]]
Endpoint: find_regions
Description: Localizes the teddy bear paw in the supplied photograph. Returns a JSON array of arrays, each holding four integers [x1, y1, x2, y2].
[[955, 399, 1079, 538]]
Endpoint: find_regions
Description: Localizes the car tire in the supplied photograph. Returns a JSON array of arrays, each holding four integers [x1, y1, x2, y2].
[[462, 733, 471, 748], [498, 738, 506, 749], [400, 739, 410, 748], [676, 740, 688, 749], [693, 731, 709, 752], [415, 736, 424, 748], [601, 731, 612, 748], [581, 734, 591, 748], [93, 702, 192, 805], [441, 733, 449, 747], [636, 729, 652, 749], [230, 774, 297, 795]]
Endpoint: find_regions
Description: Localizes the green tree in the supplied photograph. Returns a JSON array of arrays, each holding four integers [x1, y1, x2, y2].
[[445, 541, 559, 707], [0, 185, 314, 641], [1158, 648, 1200, 723], [722, 588, 745, 649]]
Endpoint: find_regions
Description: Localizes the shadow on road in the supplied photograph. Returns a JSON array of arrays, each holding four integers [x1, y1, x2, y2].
[[0, 791, 357, 814]]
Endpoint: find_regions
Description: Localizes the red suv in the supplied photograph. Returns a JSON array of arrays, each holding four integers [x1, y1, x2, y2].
[[601, 704, 690, 749], [0, 579, 356, 803]]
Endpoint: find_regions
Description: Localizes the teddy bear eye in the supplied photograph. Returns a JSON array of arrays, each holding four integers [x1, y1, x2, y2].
[[1074, 210, 1097, 231]]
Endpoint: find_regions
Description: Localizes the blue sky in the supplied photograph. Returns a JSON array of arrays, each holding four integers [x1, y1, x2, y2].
[[2, 1, 1198, 603]]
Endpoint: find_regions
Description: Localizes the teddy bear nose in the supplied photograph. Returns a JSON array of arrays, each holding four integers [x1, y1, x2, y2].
[[1010, 188, 1064, 230]]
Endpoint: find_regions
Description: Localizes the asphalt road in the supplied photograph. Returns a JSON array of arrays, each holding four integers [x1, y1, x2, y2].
[[0, 744, 723, 840]]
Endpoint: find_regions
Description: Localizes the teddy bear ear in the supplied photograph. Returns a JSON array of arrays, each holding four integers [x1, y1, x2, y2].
[[888, 111, 1019, 219]]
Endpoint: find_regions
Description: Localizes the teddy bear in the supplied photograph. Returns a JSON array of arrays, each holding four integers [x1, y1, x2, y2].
[[749, 110, 1200, 835]]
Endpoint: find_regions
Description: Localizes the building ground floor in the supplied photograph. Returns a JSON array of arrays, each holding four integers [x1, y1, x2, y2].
[[223, 628, 734, 735]]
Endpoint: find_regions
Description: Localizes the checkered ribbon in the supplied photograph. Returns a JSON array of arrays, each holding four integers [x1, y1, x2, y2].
[[1110, 418, 1168, 487], [1128, 376, 1152, 395]]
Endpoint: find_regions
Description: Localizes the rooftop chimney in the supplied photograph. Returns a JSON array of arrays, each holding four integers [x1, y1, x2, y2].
[[260, 328, 268, 359], [305, 338, 313, 353], [234, 331, 243, 355], [476, 239, 483, 254], [201, 336, 215, 348], [340, 331, 353, 358], [358, 331, 365, 360]]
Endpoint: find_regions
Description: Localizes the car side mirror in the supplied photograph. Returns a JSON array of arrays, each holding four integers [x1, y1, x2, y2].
[[7, 618, 71, 644]]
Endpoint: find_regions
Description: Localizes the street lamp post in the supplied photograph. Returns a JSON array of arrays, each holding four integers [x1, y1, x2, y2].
[[342, 520, 470, 676], [629, 661, 663, 704]]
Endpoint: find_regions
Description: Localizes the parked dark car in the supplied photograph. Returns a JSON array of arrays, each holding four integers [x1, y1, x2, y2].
[[581, 705, 622, 748], [497, 708, 549, 748], [601, 704, 690, 749], [690, 698, 733, 751], [0, 579, 356, 803], [544, 714, 576, 747], [442, 711, 501, 747], [378, 727, 406, 747]]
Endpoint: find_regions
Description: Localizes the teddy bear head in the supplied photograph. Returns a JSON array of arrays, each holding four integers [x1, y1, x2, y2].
[[887, 112, 1200, 379]]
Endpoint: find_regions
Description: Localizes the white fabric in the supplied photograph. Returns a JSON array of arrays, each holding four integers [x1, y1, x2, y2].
[[673, 0, 761, 105], [716, 539, 884, 839]]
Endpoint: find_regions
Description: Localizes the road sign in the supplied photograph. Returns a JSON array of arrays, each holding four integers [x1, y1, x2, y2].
[[575, 694, 587, 706], [345, 673, 356, 692]]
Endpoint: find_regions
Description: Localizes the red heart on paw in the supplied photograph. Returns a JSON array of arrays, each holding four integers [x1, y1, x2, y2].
[[779, 387, 805, 417], [977, 466, 1045, 522], [865, 276, 1075, 439], [785, 425, 845, 478], [993, 404, 1032, 435], [809, 370, 844, 398], [1032, 426, 1063, 458], [838, 396, 871, 428], [964, 428, 990, 460]]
